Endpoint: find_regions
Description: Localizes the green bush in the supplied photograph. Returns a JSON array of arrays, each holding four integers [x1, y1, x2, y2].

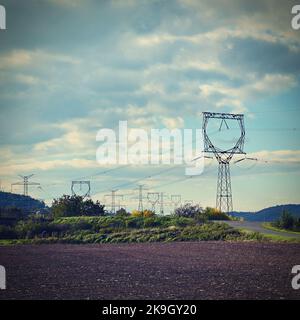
[[116, 208, 130, 217], [203, 207, 231, 221], [273, 211, 300, 232]]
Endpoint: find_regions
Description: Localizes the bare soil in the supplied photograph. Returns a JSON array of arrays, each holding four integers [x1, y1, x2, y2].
[[0, 242, 299, 300]]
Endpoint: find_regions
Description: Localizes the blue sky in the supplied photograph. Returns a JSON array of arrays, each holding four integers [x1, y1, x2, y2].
[[0, 0, 300, 211]]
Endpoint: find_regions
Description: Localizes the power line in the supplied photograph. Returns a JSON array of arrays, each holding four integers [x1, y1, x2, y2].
[[90, 165, 183, 197], [72, 164, 130, 181]]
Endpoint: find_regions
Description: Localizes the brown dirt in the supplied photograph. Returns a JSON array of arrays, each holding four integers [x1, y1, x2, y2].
[[0, 242, 300, 300]]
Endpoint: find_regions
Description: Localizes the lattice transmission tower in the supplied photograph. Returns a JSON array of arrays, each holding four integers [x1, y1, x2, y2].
[[105, 189, 124, 214], [147, 192, 160, 212], [11, 174, 40, 196], [159, 192, 168, 215], [203, 112, 245, 213], [136, 184, 148, 212]]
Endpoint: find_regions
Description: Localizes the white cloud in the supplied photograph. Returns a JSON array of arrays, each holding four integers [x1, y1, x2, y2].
[[0, 49, 80, 70], [199, 73, 297, 113], [33, 120, 94, 154], [0, 158, 98, 176]]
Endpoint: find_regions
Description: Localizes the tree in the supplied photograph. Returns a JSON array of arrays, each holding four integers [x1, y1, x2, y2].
[[83, 199, 105, 216], [174, 204, 203, 218], [278, 210, 295, 230], [51, 195, 105, 218]]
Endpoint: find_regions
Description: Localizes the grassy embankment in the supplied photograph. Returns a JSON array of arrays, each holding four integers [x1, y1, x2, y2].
[[262, 222, 300, 236], [234, 225, 300, 243], [0, 215, 267, 245]]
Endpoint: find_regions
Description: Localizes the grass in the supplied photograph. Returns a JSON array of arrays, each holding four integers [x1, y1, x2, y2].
[[237, 227, 300, 243], [0, 222, 271, 245], [262, 222, 300, 235], [0, 239, 29, 245], [259, 233, 300, 243]]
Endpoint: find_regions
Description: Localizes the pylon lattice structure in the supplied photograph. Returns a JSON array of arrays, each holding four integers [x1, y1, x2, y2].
[[105, 189, 124, 214], [11, 174, 40, 196], [147, 192, 159, 212], [71, 180, 91, 198], [203, 112, 245, 213], [159, 192, 168, 215], [216, 162, 232, 212], [137, 184, 148, 212]]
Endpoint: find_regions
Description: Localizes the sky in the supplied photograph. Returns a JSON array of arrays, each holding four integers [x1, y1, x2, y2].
[[0, 0, 300, 212]]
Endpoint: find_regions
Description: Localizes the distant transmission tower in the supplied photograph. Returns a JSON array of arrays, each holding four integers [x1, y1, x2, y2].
[[203, 112, 245, 213], [147, 192, 159, 212], [105, 189, 124, 214], [11, 174, 40, 196], [159, 192, 168, 215], [137, 184, 147, 212], [71, 180, 91, 198]]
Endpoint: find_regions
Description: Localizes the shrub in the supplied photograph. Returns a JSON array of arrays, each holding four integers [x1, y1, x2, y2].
[[131, 210, 142, 217], [116, 208, 130, 217], [174, 204, 203, 218], [143, 209, 155, 218], [203, 207, 231, 220]]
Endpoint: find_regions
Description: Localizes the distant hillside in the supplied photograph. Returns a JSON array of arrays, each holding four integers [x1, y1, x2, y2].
[[231, 204, 300, 222], [0, 191, 46, 213]]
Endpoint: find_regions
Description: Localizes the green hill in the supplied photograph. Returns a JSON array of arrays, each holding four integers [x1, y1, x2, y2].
[[231, 204, 300, 222], [0, 191, 46, 213]]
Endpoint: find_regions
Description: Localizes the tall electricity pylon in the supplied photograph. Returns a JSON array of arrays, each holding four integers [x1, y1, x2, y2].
[[11, 174, 40, 196], [203, 112, 245, 213]]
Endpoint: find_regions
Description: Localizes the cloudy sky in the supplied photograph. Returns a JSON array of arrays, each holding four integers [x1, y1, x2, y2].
[[0, 0, 300, 211]]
